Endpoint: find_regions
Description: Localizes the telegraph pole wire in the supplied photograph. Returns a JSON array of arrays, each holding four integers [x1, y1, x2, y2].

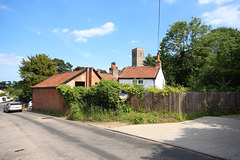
[[157, 0, 161, 52]]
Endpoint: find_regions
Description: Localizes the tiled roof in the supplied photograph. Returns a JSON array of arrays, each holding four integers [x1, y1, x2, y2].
[[99, 73, 118, 80], [32, 69, 85, 88], [119, 66, 159, 79]]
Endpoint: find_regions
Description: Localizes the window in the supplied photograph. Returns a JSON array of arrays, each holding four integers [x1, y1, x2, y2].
[[75, 82, 85, 87], [138, 79, 143, 85], [140, 52, 142, 57]]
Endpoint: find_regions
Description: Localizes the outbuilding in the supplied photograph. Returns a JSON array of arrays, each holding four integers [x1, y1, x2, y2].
[[32, 68, 102, 113]]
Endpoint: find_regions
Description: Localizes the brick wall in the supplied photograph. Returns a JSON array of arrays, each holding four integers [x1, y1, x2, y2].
[[32, 88, 68, 113]]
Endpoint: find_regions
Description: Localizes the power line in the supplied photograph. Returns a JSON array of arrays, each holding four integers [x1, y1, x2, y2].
[[157, 0, 161, 52]]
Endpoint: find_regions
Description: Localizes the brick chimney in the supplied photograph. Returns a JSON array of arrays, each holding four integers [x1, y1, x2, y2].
[[155, 52, 162, 68], [109, 62, 119, 77], [97, 69, 101, 74]]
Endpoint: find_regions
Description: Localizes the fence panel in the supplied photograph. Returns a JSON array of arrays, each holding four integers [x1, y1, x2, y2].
[[127, 92, 240, 114]]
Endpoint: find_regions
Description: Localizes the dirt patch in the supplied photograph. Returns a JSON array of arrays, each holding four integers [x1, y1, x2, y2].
[[221, 114, 240, 120]]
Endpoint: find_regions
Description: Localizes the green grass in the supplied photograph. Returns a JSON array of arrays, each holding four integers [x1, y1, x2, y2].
[[31, 103, 240, 125], [66, 103, 185, 124]]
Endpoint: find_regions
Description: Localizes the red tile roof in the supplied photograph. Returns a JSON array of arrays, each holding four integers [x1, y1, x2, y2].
[[99, 73, 118, 80], [32, 69, 85, 88], [119, 66, 159, 79]]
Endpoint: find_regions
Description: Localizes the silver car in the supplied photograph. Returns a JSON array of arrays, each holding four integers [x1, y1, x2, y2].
[[3, 102, 23, 113]]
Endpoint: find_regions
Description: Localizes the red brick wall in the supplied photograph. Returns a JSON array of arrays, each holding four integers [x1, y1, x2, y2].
[[32, 88, 68, 113], [32, 68, 101, 113]]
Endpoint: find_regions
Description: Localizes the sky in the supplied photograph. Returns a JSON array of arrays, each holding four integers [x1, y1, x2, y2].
[[0, 0, 239, 81]]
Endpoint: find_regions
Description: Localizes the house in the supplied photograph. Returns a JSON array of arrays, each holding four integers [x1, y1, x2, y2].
[[32, 67, 113, 112], [32, 47, 165, 112], [110, 48, 165, 89]]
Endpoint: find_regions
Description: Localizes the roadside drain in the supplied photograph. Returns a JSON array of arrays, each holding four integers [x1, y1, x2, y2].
[[15, 149, 24, 152]]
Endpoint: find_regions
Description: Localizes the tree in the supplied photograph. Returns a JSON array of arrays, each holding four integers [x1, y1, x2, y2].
[[53, 58, 73, 74], [143, 53, 157, 66], [18, 54, 57, 102], [159, 17, 211, 86], [0, 81, 7, 90], [99, 69, 108, 74], [195, 27, 240, 91], [73, 66, 86, 71]]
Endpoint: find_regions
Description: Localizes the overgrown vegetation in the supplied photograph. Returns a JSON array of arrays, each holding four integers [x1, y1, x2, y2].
[[56, 79, 239, 124], [56, 79, 189, 124]]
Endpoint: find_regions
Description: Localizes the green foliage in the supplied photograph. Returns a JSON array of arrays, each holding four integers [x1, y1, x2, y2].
[[53, 58, 73, 74], [87, 79, 122, 110], [143, 17, 239, 92], [67, 103, 85, 121], [147, 85, 188, 101], [18, 54, 57, 102], [73, 66, 86, 71], [160, 17, 211, 87], [122, 79, 145, 98], [56, 85, 74, 107], [58, 79, 122, 110], [99, 69, 108, 73], [134, 116, 144, 124], [194, 27, 240, 91], [0, 93, 6, 96], [143, 53, 157, 66], [118, 104, 132, 113]]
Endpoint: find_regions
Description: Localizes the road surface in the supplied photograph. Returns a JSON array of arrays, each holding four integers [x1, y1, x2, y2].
[[0, 103, 218, 160]]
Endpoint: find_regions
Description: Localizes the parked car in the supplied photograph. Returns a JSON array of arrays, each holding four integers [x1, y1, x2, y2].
[[28, 101, 32, 109], [6, 97, 13, 102], [3, 102, 23, 113]]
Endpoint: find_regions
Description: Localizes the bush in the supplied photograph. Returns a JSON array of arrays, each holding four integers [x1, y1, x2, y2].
[[67, 103, 84, 121], [122, 79, 145, 98], [87, 79, 122, 110]]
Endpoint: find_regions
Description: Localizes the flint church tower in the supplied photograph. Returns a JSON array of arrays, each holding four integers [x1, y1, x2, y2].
[[132, 48, 145, 66]]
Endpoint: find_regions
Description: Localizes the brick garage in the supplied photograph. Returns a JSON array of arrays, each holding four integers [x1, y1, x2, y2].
[[32, 68, 115, 113]]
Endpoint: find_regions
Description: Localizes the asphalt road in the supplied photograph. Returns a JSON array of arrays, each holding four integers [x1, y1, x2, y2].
[[0, 103, 219, 160]]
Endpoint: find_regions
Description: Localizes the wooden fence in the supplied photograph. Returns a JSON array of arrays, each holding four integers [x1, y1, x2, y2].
[[127, 92, 240, 114]]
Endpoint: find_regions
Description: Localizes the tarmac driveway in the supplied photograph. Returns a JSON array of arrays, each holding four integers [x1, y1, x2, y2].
[[111, 116, 240, 160]]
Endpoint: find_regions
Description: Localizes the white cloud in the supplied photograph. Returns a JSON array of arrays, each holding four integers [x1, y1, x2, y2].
[[165, 0, 177, 4], [198, 0, 233, 5], [130, 40, 140, 44], [52, 29, 60, 33], [0, 53, 23, 66], [203, 4, 240, 28], [72, 22, 116, 42], [62, 28, 69, 32], [0, 4, 10, 11]]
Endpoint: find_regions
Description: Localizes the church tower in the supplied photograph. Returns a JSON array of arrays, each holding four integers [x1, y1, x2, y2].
[[132, 48, 145, 66]]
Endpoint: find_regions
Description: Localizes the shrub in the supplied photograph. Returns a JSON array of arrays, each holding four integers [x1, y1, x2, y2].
[[56, 85, 73, 107], [122, 79, 145, 98], [87, 79, 122, 110], [67, 103, 84, 121], [134, 116, 144, 124]]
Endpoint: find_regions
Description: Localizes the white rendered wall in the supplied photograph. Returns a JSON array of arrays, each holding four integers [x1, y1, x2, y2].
[[119, 79, 155, 89], [154, 68, 165, 89]]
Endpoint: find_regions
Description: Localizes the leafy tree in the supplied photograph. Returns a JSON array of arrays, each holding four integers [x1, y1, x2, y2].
[[143, 53, 157, 66], [159, 17, 211, 86], [195, 27, 240, 91], [18, 54, 57, 102], [99, 69, 108, 74], [0, 81, 7, 90], [73, 66, 86, 71], [53, 58, 73, 74]]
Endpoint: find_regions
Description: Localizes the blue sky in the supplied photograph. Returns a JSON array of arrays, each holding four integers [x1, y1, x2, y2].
[[0, 0, 239, 81]]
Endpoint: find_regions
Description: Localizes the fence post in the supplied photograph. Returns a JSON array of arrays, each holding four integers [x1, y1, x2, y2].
[[178, 93, 182, 116]]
